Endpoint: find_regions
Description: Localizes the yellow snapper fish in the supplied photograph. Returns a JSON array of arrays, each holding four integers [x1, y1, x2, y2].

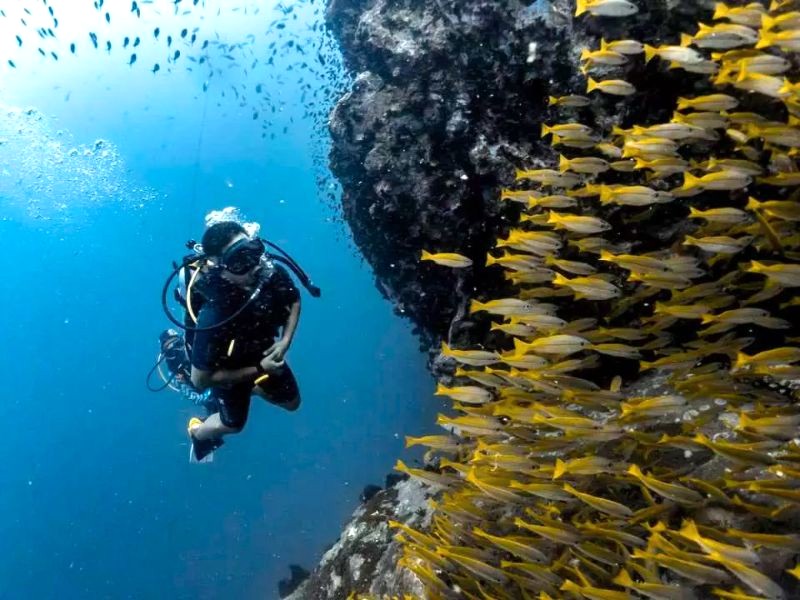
[[633, 122, 705, 140], [747, 261, 800, 286], [559, 155, 610, 174], [645, 44, 705, 65], [541, 122, 594, 139], [676, 170, 752, 192], [600, 184, 666, 206], [762, 12, 800, 32], [514, 334, 590, 356], [721, 54, 791, 76], [677, 94, 739, 112], [552, 272, 621, 300], [600, 38, 644, 54], [713, 2, 765, 27], [689, 207, 750, 224], [470, 298, 553, 316], [500, 188, 538, 204], [547, 211, 612, 234], [635, 157, 690, 177], [673, 110, 729, 130], [730, 69, 788, 98], [704, 157, 763, 176], [441, 342, 500, 367], [516, 168, 582, 188], [548, 94, 591, 108], [575, 0, 639, 18], [683, 235, 753, 254], [622, 137, 679, 158], [748, 123, 800, 147], [529, 194, 578, 208], [746, 196, 800, 220], [420, 250, 473, 268], [580, 47, 629, 67], [683, 23, 759, 49], [587, 77, 637, 96], [596, 142, 624, 158], [435, 383, 493, 405], [758, 172, 800, 186], [756, 28, 800, 52], [544, 255, 597, 275]]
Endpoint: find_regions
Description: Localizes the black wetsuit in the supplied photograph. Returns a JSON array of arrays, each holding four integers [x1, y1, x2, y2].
[[189, 263, 300, 430]]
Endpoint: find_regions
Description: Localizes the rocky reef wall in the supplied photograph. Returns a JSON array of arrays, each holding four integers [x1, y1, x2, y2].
[[325, 0, 713, 351]]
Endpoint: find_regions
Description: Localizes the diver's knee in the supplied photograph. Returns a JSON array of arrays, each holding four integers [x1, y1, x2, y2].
[[282, 396, 300, 412]]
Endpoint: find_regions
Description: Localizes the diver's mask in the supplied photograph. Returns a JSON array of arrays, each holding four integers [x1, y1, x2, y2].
[[219, 237, 266, 275]]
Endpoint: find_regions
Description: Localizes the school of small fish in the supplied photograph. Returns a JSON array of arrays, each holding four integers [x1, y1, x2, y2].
[[2, 0, 348, 200], [414, 1, 800, 598]]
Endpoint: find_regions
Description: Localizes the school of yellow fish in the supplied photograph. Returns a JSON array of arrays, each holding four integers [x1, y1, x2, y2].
[[411, 1, 800, 599]]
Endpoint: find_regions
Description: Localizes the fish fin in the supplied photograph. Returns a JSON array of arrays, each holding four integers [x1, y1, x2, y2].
[[643, 44, 658, 64]]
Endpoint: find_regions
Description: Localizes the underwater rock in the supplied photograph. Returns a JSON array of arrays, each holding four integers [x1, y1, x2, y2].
[[326, 0, 713, 349], [277, 564, 311, 599], [358, 484, 381, 503], [284, 478, 432, 599]]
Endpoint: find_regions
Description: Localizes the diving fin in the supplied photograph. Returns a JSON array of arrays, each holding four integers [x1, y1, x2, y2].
[[189, 437, 224, 464]]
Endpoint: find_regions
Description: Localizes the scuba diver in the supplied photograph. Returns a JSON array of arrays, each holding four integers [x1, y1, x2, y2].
[[161, 220, 320, 462]]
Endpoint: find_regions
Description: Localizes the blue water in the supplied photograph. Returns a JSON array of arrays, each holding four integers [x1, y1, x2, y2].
[[0, 2, 442, 598]]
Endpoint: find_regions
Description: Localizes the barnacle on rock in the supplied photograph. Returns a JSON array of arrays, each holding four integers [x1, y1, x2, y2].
[[396, 1, 800, 598]]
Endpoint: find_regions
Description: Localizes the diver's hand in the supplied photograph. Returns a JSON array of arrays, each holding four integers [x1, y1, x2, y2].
[[259, 355, 285, 373], [263, 340, 289, 363]]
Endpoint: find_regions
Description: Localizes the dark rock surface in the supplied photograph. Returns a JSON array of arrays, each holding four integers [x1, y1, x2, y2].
[[278, 565, 311, 599], [284, 478, 432, 600], [326, 0, 714, 353]]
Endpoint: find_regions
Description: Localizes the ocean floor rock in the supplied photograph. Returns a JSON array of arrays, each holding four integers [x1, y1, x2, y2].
[[285, 478, 433, 599]]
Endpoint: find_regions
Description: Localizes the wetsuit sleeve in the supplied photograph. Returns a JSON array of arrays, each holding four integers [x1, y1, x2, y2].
[[189, 305, 225, 371]]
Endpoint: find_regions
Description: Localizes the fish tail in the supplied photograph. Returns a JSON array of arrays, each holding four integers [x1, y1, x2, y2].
[[627, 463, 642, 478], [553, 458, 567, 479], [441, 341, 452, 356], [552, 272, 569, 286], [469, 299, 484, 313], [755, 31, 772, 50], [600, 38, 609, 51], [579, 48, 592, 62], [599, 249, 614, 262], [683, 171, 702, 190], [748, 260, 765, 273], [700, 313, 716, 324], [689, 206, 701, 218], [486, 254, 497, 267], [547, 96, 559, 106], [643, 44, 658, 64], [586, 77, 598, 93], [434, 383, 446, 396], [599, 185, 614, 204], [761, 14, 776, 32], [676, 96, 691, 111], [575, 0, 589, 17], [712, 3, 728, 20], [420, 249, 433, 260], [558, 154, 570, 172], [680, 33, 693, 47], [734, 351, 751, 371], [612, 569, 634, 588], [541, 123, 551, 138]]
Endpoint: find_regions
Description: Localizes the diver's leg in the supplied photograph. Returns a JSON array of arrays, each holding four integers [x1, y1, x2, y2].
[[192, 412, 238, 440], [253, 363, 300, 411], [192, 383, 251, 439]]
